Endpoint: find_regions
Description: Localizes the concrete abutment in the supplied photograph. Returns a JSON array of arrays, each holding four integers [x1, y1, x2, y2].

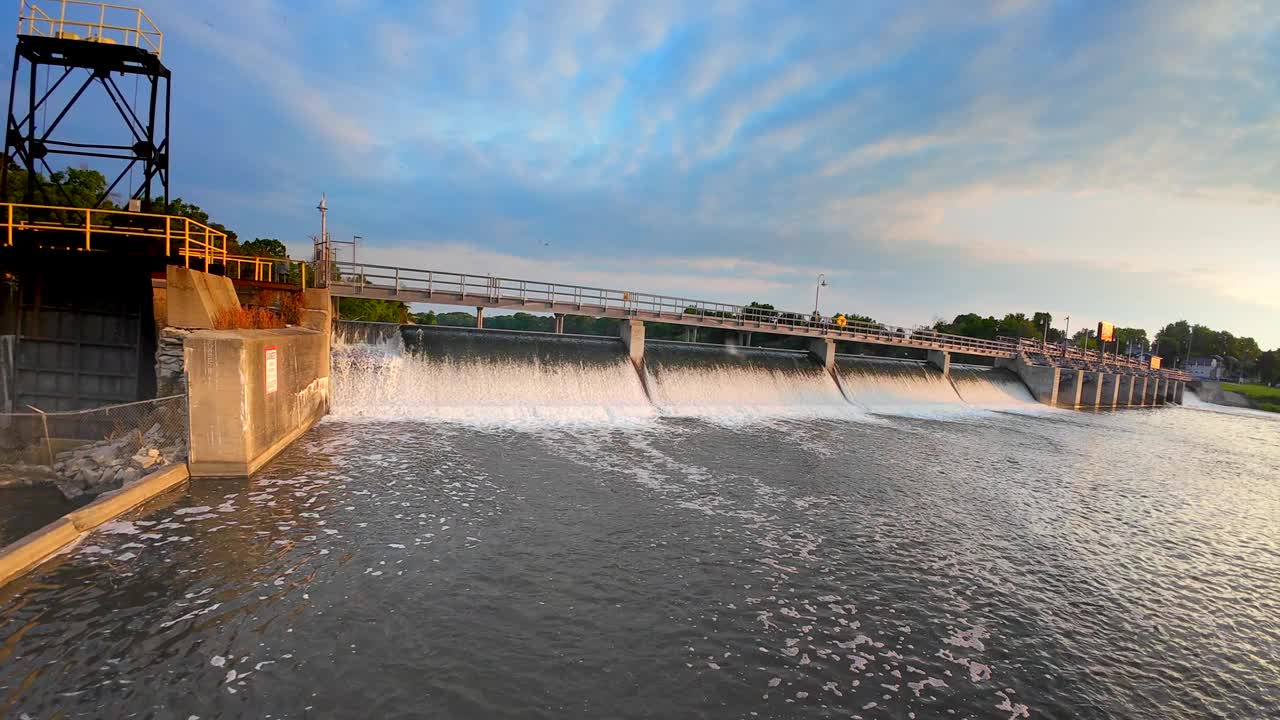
[[996, 355, 1060, 407]]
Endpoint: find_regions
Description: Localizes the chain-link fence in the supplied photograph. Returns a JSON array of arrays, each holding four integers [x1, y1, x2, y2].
[[0, 395, 188, 500]]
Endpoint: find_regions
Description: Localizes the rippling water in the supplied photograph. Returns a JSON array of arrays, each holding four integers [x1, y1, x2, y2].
[[1, 406, 1277, 719]]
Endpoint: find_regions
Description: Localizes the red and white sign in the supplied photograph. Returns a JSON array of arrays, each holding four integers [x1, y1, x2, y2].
[[265, 346, 278, 394]]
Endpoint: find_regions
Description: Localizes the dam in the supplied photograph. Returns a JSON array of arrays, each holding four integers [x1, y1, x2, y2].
[[332, 321, 1043, 421], [3, 318, 1274, 720], [0, 2, 1273, 717]]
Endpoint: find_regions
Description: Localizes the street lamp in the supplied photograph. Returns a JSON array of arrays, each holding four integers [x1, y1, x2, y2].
[[813, 273, 827, 318]]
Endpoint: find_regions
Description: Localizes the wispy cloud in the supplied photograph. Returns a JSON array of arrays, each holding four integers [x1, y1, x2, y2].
[[112, 0, 1280, 346]]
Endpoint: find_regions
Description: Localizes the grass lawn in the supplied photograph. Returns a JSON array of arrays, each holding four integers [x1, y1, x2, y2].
[[1222, 383, 1280, 413]]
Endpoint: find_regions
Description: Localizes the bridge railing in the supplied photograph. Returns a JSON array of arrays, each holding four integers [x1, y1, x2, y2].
[[330, 262, 1022, 357], [327, 261, 1193, 378]]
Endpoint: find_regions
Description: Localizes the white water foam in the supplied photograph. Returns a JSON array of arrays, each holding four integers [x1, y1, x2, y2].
[[838, 357, 971, 418], [330, 330, 655, 424], [643, 343, 863, 421], [950, 366, 1039, 410], [1181, 389, 1279, 421], [329, 326, 1047, 425]]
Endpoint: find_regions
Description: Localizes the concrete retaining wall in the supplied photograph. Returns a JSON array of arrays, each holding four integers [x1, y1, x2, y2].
[[165, 265, 239, 329], [185, 327, 329, 478], [0, 463, 188, 587]]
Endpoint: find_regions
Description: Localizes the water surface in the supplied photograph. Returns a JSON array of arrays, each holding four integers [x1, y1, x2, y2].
[[1, 403, 1275, 719]]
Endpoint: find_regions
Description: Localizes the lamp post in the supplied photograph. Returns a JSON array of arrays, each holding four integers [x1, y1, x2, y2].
[[1063, 315, 1070, 357], [813, 273, 827, 319]]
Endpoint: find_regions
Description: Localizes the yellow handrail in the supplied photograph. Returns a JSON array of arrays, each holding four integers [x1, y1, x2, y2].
[[18, 0, 163, 57], [175, 249, 309, 288], [0, 201, 228, 264]]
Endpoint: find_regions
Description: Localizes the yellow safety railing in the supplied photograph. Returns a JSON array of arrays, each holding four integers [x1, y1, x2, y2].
[[1, 200, 228, 266], [18, 0, 163, 58], [177, 249, 309, 288]]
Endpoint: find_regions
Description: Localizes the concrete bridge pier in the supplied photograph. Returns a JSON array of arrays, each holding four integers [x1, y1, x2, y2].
[[619, 319, 645, 365], [926, 350, 950, 376], [1174, 381, 1184, 405], [1153, 378, 1164, 405], [996, 355, 1060, 406], [807, 338, 835, 370], [1099, 373, 1121, 408], [1058, 369, 1084, 408], [1165, 380, 1177, 404], [554, 313, 565, 334], [683, 327, 696, 343], [1138, 377, 1151, 406], [475, 307, 484, 329]]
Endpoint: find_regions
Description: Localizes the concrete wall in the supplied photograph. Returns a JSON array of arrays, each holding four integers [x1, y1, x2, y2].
[[185, 327, 329, 477], [0, 335, 12, 414], [1099, 373, 1121, 408], [165, 265, 240, 329], [1080, 371, 1104, 407], [996, 355, 1060, 406], [808, 338, 835, 370], [1058, 369, 1084, 407], [1116, 376, 1136, 404], [926, 349, 950, 376]]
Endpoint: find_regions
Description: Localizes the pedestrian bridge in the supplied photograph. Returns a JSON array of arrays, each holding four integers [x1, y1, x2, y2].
[[324, 260, 1192, 406]]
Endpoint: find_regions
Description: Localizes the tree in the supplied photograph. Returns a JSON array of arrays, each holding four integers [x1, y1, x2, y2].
[[239, 238, 288, 258], [935, 313, 999, 340], [1257, 350, 1279, 386], [155, 197, 239, 246], [410, 310, 438, 326], [3, 165, 114, 209], [1153, 321, 1262, 368], [998, 312, 1039, 339], [1114, 327, 1149, 355], [336, 297, 408, 323], [1071, 328, 1099, 351]]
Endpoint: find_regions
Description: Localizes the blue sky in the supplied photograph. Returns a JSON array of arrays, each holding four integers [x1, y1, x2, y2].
[[10, 1, 1279, 346]]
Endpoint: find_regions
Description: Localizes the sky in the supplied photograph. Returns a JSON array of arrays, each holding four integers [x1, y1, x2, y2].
[[8, 0, 1279, 346]]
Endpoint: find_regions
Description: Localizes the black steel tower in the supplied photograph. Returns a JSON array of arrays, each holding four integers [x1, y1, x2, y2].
[[2, 1, 170, 208]]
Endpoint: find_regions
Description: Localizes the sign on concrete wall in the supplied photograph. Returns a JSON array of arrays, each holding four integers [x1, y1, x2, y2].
[[265, 347, 278, 394]]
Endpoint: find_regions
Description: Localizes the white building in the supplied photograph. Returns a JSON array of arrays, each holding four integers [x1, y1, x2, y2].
[[1186, 356, 1222, 381]]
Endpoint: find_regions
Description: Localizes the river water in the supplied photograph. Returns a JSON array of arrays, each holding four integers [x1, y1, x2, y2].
[[1, 334, 1277, 719]]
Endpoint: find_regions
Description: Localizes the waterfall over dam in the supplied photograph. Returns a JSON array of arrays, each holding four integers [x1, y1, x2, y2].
[[331, 322, 1043, 421]]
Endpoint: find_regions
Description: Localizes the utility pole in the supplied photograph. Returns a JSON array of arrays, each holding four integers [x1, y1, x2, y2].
[[1063, 315, 1070, 357], [316, 194, 329, 285], [1185, 325, 1194, 368]]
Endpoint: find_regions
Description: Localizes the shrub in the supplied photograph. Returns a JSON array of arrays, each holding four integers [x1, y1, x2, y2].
[[212, 306, 286, 330]]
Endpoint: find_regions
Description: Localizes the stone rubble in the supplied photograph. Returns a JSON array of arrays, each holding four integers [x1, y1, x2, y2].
[[156, 327, 191, 397], [50, 422, 187, 501]]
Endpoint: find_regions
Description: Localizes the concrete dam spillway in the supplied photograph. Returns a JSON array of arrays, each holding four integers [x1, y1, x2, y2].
[[331, 322, 1042, 420]]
